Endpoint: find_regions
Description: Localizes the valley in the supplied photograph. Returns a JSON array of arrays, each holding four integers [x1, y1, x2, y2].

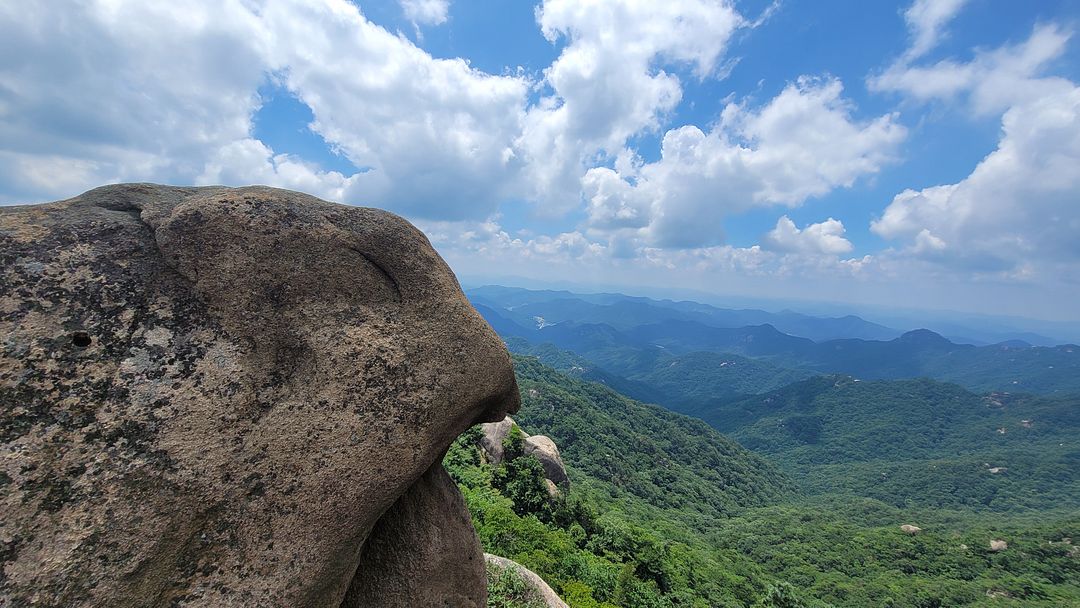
[[453, 286, 1080, 607]]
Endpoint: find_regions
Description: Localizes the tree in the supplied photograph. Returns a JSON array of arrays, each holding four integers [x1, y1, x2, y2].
[[754, 583, 810, 608]]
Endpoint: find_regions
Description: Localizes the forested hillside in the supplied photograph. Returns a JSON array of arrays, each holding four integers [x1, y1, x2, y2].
[[709, 376, 1080, 512], [449, 358, 1080, 607], [509, 356, 792, 518], [505, 336, 813, 405]]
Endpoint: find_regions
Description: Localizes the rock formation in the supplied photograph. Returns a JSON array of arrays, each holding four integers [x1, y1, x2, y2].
[[989, 539, 1009, 552], [485, 554, 569, 608], [479, 416, 569, 492], [524, 434, 570, 488], [480, 415, 516, 464], [900, 524, 922, 536], [0, 184, 519, 607]]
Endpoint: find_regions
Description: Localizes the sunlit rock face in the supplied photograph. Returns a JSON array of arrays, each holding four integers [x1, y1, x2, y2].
[[0, 184, 519, 607], [479, 416, 569, 494]]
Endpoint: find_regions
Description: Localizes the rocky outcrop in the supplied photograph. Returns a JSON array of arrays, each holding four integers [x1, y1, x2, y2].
[[0, 184, 519, 607], [343, 463, 486, 606], [485, 553, 569, 608], [900, 525, 922, 536], [479, 417, 569, 492], [989, 539, 1009, 552], [524, 434, 569, 487], [480, 416, 516, 464]]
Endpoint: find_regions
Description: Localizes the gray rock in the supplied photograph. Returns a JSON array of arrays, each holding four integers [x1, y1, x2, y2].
[[480, 419, 569, 492], [485, 553, 569, 608], [0, 184, 519, 607], [343, 462, 486, 607], [524, 434, 569, 488], [480, 416, 516, 464]]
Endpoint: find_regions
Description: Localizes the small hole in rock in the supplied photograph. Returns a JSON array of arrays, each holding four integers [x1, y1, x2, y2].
[[72, 332, 92, 348]]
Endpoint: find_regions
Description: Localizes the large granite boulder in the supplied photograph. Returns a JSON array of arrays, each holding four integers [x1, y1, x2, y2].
[[0, 184, 519, 607], [524, 435, 569, 488]]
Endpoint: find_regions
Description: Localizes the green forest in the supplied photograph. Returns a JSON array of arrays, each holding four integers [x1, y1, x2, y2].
[[449, 356, 1080, 607]]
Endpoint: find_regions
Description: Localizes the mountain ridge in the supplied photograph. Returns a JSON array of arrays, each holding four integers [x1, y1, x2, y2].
[[475, 296, 1080, 395]]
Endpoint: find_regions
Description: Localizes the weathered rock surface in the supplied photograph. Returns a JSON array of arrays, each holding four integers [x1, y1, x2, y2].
[[485, 553, 569, 608], [0, 184, 519, 607], [480, 417, 569, 492], [524, 434, 569, 488], [343, 462, 486, 607], [480, 415, 516, 464], [989, 539, 1009, 552], [900, 524, 922, 536]]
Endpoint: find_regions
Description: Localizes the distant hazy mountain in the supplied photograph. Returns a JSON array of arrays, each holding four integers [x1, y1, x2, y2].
[[468, 283, 1079, 345], [473, 286, 1080, 396], [468, 285, 901, 342], [506, 335, 814, 406], [785, 330, 1080, 394]]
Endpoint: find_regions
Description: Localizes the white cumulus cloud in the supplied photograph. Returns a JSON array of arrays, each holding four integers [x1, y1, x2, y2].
[[518, 0, 745, 211], [258, 0, 530, 220], [764, 216, 854, 256], [581, 77, 905, 251], [0, 0, 528, 217], [873, 85, 1080, 274], [399, 0, 450, 26], [0, 1, 269, 202], [870, 15, 1080, 280], [871, 23, 1073, 116]]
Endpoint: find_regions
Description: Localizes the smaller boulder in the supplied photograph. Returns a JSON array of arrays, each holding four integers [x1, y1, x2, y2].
[[485, 554, 568, 608], [524, 435, 570, 488], [989, 539, 1008, 552], [480, 417, 516, 464], [900, 524, 922, 536]]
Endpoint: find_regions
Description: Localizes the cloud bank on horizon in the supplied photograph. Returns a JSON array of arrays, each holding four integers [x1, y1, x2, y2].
[[1, 0, 1078, 319]]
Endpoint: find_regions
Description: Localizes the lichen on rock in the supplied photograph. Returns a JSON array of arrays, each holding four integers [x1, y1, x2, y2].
[[0, 184, 519, 607]]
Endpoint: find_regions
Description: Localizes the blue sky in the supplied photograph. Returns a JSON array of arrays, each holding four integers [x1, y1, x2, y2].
[[2, 0, 1079, 320]]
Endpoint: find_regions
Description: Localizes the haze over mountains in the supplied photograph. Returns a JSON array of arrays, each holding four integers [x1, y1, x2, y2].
[[469, 285, 1080, 346], [470, 286, 1080, 398]]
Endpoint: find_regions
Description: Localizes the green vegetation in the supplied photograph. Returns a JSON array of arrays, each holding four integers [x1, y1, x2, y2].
[[447, 358, 1080, 607], [705, 376, 1080, 512], [616, 351, 811, 406], [446, 424, 790, 607], [509, 355, 792, 518], [711, 497, 1080, 608], [486, 562, 549, 608]]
